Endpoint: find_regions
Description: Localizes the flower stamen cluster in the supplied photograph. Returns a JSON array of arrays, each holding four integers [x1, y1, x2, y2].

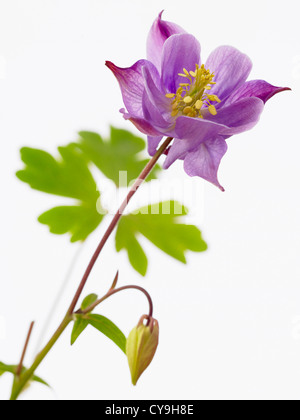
[[166, 64, 221, 119]]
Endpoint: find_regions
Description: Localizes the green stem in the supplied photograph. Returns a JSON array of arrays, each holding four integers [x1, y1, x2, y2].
[[10, 136, 173, 400], [10, 315, 72, 400]]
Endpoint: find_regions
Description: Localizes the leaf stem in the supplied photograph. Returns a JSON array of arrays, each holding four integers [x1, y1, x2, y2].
[[66, 136, 173, 315], [11, 136, 173, 400], [16, 322, 35, 377], [78, 284, 154, 320]]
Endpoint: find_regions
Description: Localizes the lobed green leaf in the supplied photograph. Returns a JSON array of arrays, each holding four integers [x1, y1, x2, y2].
[[115, 201, 208, 276], [17, 144, 105, 242], [78, 127, 161, 187]]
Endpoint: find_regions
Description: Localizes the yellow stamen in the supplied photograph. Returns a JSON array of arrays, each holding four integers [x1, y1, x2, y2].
[[207, 94, 221, 103], [183, 106, 193, 115], [166, 64, 220, 119], [208, 105, 217, 116], [183, 96, 193, 104], [195, 100, 203, 110]]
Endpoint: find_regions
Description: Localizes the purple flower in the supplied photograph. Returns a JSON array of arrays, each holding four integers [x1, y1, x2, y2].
[[106, 11, 290, 190]]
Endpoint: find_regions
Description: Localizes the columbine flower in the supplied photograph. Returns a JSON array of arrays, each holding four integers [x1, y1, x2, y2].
[[106, 11, 290, 190]]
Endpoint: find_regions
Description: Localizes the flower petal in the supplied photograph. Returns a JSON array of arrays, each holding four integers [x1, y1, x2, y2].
[[205, 97, 264, 135], [106, 60, 158, 118], [142, 91, 175, 135], [163, 116, 228, 168], [161, 34, 201, 93], [120, 109, 162, 137], [224, 80, 291, 105], [142, 65, 171, 115], [183, 137, 228, 191], [147, 136, 163, 156], [205, 46, 252, 102], [147, 11, 186, 73]]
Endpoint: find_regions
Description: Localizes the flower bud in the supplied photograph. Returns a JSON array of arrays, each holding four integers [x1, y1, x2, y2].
[[126, 315, 159, 385]]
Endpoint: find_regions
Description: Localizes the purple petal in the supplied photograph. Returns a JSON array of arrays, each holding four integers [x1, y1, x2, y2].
[[205, 97, 264, 136], [164, 116, 228, 168], [106, 60, 158, 118], [120, 109, 161, 137], [147, 11, 186, 73], [142, 65, 171, 115], [142, 91, 175, 135], [161, 34, 201, 93], [205, 46, 252, 102], [224, 80, 291, 105], [183, 137, 228, 191], [147, 135, 163, 156]]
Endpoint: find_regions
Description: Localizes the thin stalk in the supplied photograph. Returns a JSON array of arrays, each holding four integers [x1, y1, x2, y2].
[[10, 136, 173, 400], [10, 315, 72, 400], [66, 136, 173, 315], [78, 285, 154, 320], [16, 322, 35, 377]]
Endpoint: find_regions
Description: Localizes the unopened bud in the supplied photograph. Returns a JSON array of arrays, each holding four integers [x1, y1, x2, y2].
[[126, 315, 159, 385]]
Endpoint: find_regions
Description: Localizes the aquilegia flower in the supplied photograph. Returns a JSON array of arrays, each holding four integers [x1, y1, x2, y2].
[[106, 11, 290, 190]]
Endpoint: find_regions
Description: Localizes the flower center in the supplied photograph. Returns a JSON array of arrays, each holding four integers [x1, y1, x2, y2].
[[165, 64, 221, 119]]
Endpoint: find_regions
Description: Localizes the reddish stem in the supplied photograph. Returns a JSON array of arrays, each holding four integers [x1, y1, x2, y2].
[[16, 322, 35, 377], [67, 137, 173, 315]]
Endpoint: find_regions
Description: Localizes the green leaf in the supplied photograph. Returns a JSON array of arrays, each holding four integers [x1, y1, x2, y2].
[[78, 127, 161, 187], [16, 145, 98, 200], [115, 201, 208, 276], [81, 294, 98, 310], [0, 362, 49, 387], [71, 294, 99, 345], [71, 318, 89, 346], [17, 144, 105, 242], [38, 205, 103, 243], [0, 362, 15, 376], [87, 314, 126, 354]]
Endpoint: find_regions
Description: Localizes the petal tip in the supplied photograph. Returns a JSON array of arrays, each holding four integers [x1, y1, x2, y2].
[[158, 10, 165, 19], [105, 60, 116, 72], [265, 86, 292, 102]]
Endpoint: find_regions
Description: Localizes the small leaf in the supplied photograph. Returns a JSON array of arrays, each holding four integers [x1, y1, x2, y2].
[[17, 144, 105, 242], [0, 362, 49, 387], [31, 374, 50, 387], [78, 127, 161, 187], [115, 201, 208, 275], [71, 294, 99, 345], [81, 294, 98, 311], [71, 318, 89, 346], [0, 362, 15, 376], [87, 314, 126, 354]]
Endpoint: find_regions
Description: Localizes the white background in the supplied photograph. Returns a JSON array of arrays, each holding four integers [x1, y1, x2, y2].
[[0, 0, 299, 400]]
